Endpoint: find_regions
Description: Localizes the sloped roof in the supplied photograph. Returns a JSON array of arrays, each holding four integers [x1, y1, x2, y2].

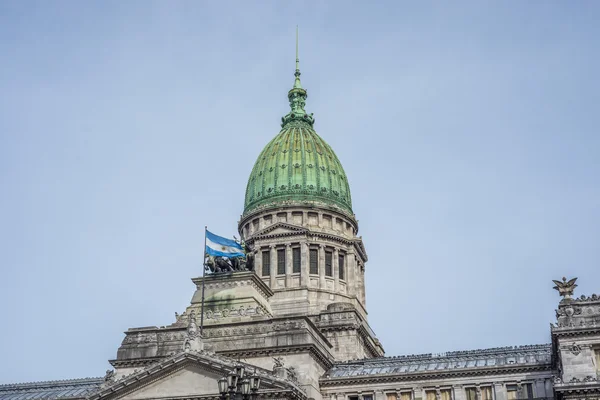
[[0, 378, 103, 400], [324, 344, 552, 379]]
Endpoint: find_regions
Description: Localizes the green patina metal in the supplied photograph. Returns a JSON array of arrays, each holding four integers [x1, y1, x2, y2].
[[243, 28, 353, 216]]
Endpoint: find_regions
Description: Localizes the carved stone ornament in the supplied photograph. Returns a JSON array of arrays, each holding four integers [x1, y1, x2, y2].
[[568, 343, 582, 356], [273, 356, 285, 368], [553, 277, 578, 300], [104, 369, 115, 383]]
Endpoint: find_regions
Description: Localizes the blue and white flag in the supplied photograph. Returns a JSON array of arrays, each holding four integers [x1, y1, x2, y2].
[[205, 230, 244, 258]]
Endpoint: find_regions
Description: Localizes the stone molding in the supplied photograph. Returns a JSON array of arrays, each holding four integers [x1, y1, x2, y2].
[[319, 364, 555, 387], [90, 351, 306, 400]]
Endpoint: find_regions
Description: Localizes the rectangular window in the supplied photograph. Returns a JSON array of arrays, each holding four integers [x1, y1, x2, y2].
[[466, 389, 477, 400], [441, 390, 452, 400], [400, 393, 412, 400], [363, 396, 373, 400], [386, 394, 397, 400], [595, 349, 600, 371], [325, 251, 333, 277], [338, 254, 345, 280], [506, 386, 517, 400], [309, 248, 318, 274], [261, 250, 270, 276], [481, 387, 492, 400], [426, 392, 436, 400], [292, 247, 301, 273], [277, 249, 285, 275], [348, 397, 359, 400]]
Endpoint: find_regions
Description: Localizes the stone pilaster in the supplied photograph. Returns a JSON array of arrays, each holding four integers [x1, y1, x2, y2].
[[301, 241, 309, 287], [453, 386, 465, 400], [270, 245, 277, 288], [347, 251, 357, 296], [319, 244, 326, 289], [285, 244, 292, 287], [493, 383, 505, 400], [333, 247, 339, 291]]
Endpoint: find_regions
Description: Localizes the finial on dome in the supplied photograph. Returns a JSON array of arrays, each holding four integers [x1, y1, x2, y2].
[[281, 26, 314, 128], [294, 25, 302, 89]]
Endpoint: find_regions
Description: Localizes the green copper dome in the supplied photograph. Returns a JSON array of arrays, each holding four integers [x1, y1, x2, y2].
[[243, 40, 352, 217]]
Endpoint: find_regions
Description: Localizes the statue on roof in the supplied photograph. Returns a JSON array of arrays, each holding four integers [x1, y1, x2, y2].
[[553, 277, 578, 300]]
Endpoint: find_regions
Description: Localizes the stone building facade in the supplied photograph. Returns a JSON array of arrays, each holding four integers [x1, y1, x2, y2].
[[1, 55, 599, 400]]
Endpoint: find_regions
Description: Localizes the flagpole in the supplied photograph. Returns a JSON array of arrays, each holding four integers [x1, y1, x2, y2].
[[200, 225, 207, 337]]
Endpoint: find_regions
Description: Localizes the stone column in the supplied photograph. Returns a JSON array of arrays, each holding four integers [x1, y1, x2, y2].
[[255, 246, 262, 277], [544, 379, 552, 399], [493, 383, 505, 400], [414, 387, 423, 400], [302, 211, 308, 228], [333, 247, 339, 292], [347, 251, 357, 296], [318, 212, 323, 227], [301, 241, 309, 287], [285, 244, 292, 288], [534, 380, 545, 399], [453, 386, 465, 400], [270, 245, 277, 289], [319, 244, 325, 289]]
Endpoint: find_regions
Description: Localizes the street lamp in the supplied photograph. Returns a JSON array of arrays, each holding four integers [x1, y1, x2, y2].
[[218, 366, 261, 400]]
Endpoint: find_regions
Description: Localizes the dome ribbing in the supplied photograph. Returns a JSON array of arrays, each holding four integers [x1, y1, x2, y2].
[[243, 124, 352, 216], [243, 35, 352, 217]]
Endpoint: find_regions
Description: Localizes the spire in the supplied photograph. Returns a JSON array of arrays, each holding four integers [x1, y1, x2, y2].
[[281, 26, 314, 128], [294, 25, 302, 89]]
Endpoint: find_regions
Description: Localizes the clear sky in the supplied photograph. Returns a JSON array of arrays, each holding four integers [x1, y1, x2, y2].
[[1, 1, 599, 384]]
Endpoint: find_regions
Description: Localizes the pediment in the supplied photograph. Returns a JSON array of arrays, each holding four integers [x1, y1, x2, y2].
[[254, 222, 307, 238], [89, 351, 301, 400]]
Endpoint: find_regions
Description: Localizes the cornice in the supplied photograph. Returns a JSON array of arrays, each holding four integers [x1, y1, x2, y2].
[[319, 364, 555, 387], [218, 343, 334, 371]]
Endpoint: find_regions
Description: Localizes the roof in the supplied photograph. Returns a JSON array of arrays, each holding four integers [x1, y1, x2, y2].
[[0, 378, 103, 400], [324, 344, 553, 379], [243, 54, 353, 217]]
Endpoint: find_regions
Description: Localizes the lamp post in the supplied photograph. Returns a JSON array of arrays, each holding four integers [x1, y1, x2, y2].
[[218, 365, 261, 400]]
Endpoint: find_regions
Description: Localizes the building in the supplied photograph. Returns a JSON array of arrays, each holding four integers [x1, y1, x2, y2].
[[1, 47, 599, 400]]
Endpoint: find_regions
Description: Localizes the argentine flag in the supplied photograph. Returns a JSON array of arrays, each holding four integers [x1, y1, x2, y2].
[[205, 230, 244, 258]]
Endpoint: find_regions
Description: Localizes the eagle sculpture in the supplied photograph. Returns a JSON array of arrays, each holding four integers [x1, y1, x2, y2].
[[553, 277, 578, 299]]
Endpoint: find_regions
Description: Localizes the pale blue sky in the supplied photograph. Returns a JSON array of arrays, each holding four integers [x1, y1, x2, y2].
[[1, 1, 599, 384]]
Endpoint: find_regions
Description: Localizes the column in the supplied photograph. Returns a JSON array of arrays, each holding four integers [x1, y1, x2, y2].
[[255, 246, 262, 277], [534, 380, 544, 399], [302, 211, 307, 227], [270, 245, 277, 288], [319, 244, 325, 289], [453, 386, 465, 400], [333, 247, 339, 292], [347, 251, 357, 296], [493, 383, 505, 400], [318, 212, 323, 226], [285, 244, 292, 287], [301, 241, 309, 287], [544, 379, 552, 399], [414, 387, 423, 400]]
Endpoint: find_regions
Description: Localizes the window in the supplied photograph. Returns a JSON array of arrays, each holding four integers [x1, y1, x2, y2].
[[363, 396, 373, 400], [292, 247, 301, 273], [595, 349, 600, 372], [481, 387, 492, 400], [441, 390, 452, 400], [261, 250, 270, 276], [325, 251, 333, 277], [386, 394, 397, 400], [338, 254, 345, 280], [425, 391, 436, 400], [466, 388, 477, 400], [506, 386, 517, 400], [400, 393, 412, 400], [348, 396, 358, 400], [309, 248, 318, 274], [277, 249, 285, 275]]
